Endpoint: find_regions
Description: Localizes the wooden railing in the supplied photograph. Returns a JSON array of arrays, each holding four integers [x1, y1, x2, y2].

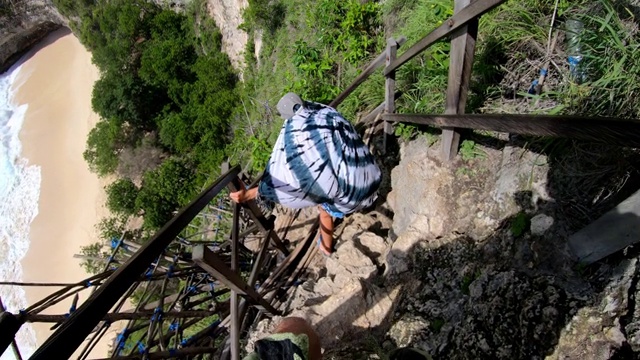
[[333, 0, 640, 160], [0, 165, 319, 360]]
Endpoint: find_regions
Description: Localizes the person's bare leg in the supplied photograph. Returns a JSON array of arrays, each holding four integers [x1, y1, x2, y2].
[[318, 206, 334, 255], [274, 317, 322, 360]]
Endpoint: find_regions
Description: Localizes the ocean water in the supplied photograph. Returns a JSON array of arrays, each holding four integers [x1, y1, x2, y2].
[[0, 65, 39, 359]]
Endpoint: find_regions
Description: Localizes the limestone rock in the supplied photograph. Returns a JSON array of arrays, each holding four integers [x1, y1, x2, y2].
[[387, 316, 429, 347], [290, 279, 402, 348], [326, 241, 377, 284], [530, 214, 554, 235], [206, 0, 249, 74], [1, 1, 63, 73]]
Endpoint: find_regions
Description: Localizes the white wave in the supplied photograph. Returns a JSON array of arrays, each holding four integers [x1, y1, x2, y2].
[[0, 64, 39, 359]]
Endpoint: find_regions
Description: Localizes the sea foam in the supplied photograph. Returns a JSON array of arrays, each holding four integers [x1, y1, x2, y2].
[[0, 64, 39, 360]]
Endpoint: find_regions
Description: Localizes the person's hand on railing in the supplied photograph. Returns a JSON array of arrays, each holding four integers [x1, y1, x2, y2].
[[229, 186, 259, 203]]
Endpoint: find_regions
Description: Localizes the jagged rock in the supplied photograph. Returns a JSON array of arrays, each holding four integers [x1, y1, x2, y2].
[[601, 259, 636, 317], [326, 241, 378, 287], [357, 232, 388, 258], [530, 214, 554, 235], [244, 316, 282, 354], [314, 277, 336, 297], [1, 1, 63, 73], [387, 316, 429, 347], [290, 279, 402, 348], [288, 279, 318, 310], [547, 259, 637, 359], [491, 145, 550, 214], [206, 0, 249, 74]]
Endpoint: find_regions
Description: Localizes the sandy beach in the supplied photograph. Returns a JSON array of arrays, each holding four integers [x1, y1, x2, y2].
[[14, 30, 114, 357]]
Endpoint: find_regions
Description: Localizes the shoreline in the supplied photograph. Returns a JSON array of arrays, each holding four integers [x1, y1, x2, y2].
[[13, 30, 115, 357]]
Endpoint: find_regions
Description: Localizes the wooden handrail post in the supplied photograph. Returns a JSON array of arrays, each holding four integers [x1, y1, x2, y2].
[[383, 37, 398, 152], [230, 203, 240, 360], [442, 0, 479, 161]]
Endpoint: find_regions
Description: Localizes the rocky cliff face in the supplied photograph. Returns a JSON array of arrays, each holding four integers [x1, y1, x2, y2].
[[206, 0, 249, 73], [247, 136, 640, 359], [0, 0, 63, 73]]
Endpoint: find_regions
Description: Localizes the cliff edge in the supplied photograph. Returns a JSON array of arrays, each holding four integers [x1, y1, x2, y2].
[[0, 0, 63, 74]]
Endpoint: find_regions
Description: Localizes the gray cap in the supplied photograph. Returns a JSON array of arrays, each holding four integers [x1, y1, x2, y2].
[[276, 92, 303, 119]]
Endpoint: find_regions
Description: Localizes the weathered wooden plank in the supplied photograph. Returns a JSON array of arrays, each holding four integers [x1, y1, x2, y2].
[[25, 310, 217, 323], [384, 0, 505, 75], [442, 0, 478, 161], [330, 37, 406, 108], [30, 166, 241, 360], [569, 189, 640, 264], [380, 113, 640, 147], [192, 245, 279, 315], [0, 312, 21, 358], [0, 298, 23, 360], [230, 203, 240, 360], [383, 38, 399, 151]]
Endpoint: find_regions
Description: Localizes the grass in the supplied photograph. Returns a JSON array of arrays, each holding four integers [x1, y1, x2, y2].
[[459, 140, 486, 162], [510, 212, 530, 237]]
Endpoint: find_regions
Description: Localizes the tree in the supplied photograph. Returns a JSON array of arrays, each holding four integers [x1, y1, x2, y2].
[[79, 242, 107, 275], [105, 178, 139, 215], [91, 71, 164, 131], [83, 120, 123, 177], [136, 159, 197, 229], [139, 37, 196, 89], [78, 0, 159, 72]]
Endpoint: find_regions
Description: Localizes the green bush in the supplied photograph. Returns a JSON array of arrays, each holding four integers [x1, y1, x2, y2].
[[136, 159, 197, 229], [105, 179, 139, 215]]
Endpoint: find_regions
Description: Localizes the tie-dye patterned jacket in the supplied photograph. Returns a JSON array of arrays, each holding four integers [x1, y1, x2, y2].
[[258, 101, 381, 217]]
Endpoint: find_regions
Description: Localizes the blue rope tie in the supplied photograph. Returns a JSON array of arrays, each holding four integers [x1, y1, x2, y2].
[[85, 281, 93, 287], [180, 338, 189, 347], [187, 286, 197, 294], [167, 265, 175, 278], [145, 270, 153, 279], [151, 307, 163, 322], [137, 341, 146, 354], [169, 321, 179, 332]]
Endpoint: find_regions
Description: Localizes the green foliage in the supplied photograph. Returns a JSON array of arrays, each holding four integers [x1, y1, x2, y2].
[[309, 0, 381, 64], [565, 0, 640, 118], [52, 0, 95, 18], [459, 140, 486, 162], [136, 159, 197, 229], [91, 71, 163, 131], [394, 123, 418, 142], [430, 317, 445, 332], [289, 40, 338, 103], [460, 270, 481, 295], [79, 242, 107, 274], [97, 215, 128, 240], [78, 0, 158, 73], [423, 131, 439, 147], [510, 212, 530, 237], [83, 120, 123, 177], [242, 0, 286, 34], [105, 179, 139, 215]]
